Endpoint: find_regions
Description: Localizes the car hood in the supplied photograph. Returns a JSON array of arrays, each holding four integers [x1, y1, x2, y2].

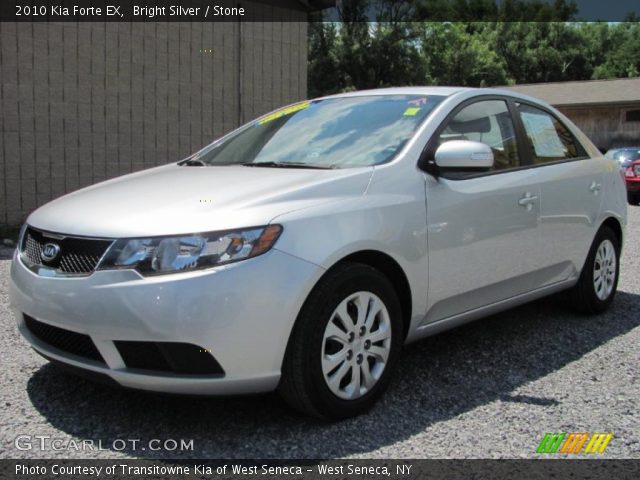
[[27, 164, 374, 237]]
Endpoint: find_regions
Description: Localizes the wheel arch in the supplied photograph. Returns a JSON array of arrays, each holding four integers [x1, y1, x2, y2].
[[331, 250, 413, 341], [579, 216, 624, 275], [600, 216, 623, 246]]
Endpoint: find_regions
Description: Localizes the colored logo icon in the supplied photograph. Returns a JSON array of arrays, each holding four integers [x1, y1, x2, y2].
[[537, 432, 613, 454]]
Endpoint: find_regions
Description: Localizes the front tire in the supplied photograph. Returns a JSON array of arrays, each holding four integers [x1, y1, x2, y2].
[[279, 262, 403, 420], [628, 192, 639, 206], [568, 226, 620, 314]]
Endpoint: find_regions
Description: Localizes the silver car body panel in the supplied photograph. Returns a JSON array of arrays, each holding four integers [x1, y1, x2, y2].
[[9, 87, 627, 394], [26, 164, 374, 238], [10, 247, 325, 394]]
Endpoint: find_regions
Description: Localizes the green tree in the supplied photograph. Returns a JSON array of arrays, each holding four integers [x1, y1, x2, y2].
[[307, 1, 639, 96], [592, 23, 640, 79], [309, 1, 427, 92], [363, 22, 426, 88], [307, 17, 343, 97], [418, 23, 511, 86], [494, 22, 593, 84]]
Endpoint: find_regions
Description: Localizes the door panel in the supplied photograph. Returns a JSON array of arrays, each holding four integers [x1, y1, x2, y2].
[[424, 171, 541, 324], [532, 160, 604, 287], [513, 102, 603, 287]]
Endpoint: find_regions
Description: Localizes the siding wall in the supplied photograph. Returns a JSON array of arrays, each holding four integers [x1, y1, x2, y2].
[[0, 16, 307, 226], [559, 104, 640, 152]]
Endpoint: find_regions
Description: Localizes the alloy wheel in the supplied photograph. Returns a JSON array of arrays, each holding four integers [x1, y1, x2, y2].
[[593, 239, 616, 301], [321, 291, 392, 400]]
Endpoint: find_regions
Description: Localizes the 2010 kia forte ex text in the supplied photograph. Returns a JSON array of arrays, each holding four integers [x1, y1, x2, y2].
[[9, 87, 627, 419]]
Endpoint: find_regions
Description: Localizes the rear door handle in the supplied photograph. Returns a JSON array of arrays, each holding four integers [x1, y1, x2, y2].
[[589, 181, 602, 193], [518, 192, 538, 209]]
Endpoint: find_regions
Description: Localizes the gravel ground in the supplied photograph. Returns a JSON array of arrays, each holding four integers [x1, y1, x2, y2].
[[0, 209, 638, 460]]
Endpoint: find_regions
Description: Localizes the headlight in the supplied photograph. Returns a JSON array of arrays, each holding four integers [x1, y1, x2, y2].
[[98, 225, 282, 275]]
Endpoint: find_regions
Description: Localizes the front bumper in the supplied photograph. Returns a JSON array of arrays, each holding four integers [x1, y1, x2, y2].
[[9, 248, 323, 395]]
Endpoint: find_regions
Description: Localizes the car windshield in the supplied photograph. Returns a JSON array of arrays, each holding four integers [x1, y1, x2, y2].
[[185, 95, 444, 169]]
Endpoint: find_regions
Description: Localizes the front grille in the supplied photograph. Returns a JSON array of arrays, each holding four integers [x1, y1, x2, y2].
[[115, 341, 225, 376], [21, 227, 112, 275], [24, 315, 106, 364]]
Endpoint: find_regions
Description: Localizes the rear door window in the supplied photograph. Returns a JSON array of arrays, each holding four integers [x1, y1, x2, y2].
[[515, 103, 585, 164]]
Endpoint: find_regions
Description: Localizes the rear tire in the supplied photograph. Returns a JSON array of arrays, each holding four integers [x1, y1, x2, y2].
[[568, 226, 620, 314], [279, 262, 403, 420], [628, 192, 639, 206]]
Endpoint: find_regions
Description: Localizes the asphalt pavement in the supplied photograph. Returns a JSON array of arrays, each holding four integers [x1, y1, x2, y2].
[[1, 208, 638, 459]]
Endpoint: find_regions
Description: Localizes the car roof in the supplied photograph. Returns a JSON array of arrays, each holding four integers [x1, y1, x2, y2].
[[317, 86, 551, 105], [320, 86, 471, 98]]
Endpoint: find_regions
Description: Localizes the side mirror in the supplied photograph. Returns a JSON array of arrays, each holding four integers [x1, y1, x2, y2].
[[434, 140, 494, 169]]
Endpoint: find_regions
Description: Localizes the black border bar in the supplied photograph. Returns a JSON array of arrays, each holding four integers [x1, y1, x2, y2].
[[2, 459, 640, 480], [2, 0, 640, 22]]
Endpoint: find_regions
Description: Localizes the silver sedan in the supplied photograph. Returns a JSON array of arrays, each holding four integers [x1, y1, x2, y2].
[[9, 87, 627, 419]]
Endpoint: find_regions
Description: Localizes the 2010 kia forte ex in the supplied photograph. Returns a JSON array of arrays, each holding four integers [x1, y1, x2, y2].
[[9, 87, 627, 419]]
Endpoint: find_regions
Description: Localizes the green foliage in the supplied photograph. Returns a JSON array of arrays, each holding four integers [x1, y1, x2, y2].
[[419, 23, 510, 86], [592, 22, 640, 79], [493, 22, 594, 84], [308, 2, 640, 96], [307, 19, 342, 97]]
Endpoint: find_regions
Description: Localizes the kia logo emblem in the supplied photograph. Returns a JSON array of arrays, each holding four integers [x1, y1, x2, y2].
[[41, 243, 61, 262]]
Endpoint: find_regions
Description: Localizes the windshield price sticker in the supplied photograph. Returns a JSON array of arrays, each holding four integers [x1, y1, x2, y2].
[[258, 102, 312, 125]]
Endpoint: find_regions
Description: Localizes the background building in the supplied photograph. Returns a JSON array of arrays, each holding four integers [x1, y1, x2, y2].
[[504, 77, 640, 152], [0, 2, 327, 226]]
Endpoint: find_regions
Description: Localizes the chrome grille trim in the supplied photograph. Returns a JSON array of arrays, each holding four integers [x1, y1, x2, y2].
[[20, 227, 114, 277]]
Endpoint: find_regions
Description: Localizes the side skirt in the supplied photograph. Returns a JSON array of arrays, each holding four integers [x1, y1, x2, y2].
[[408, 278, 578, 342]]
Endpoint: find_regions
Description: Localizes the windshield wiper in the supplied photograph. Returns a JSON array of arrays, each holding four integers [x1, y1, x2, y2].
[[179, 158, 207, 167], [241, 161, 336, 170]]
